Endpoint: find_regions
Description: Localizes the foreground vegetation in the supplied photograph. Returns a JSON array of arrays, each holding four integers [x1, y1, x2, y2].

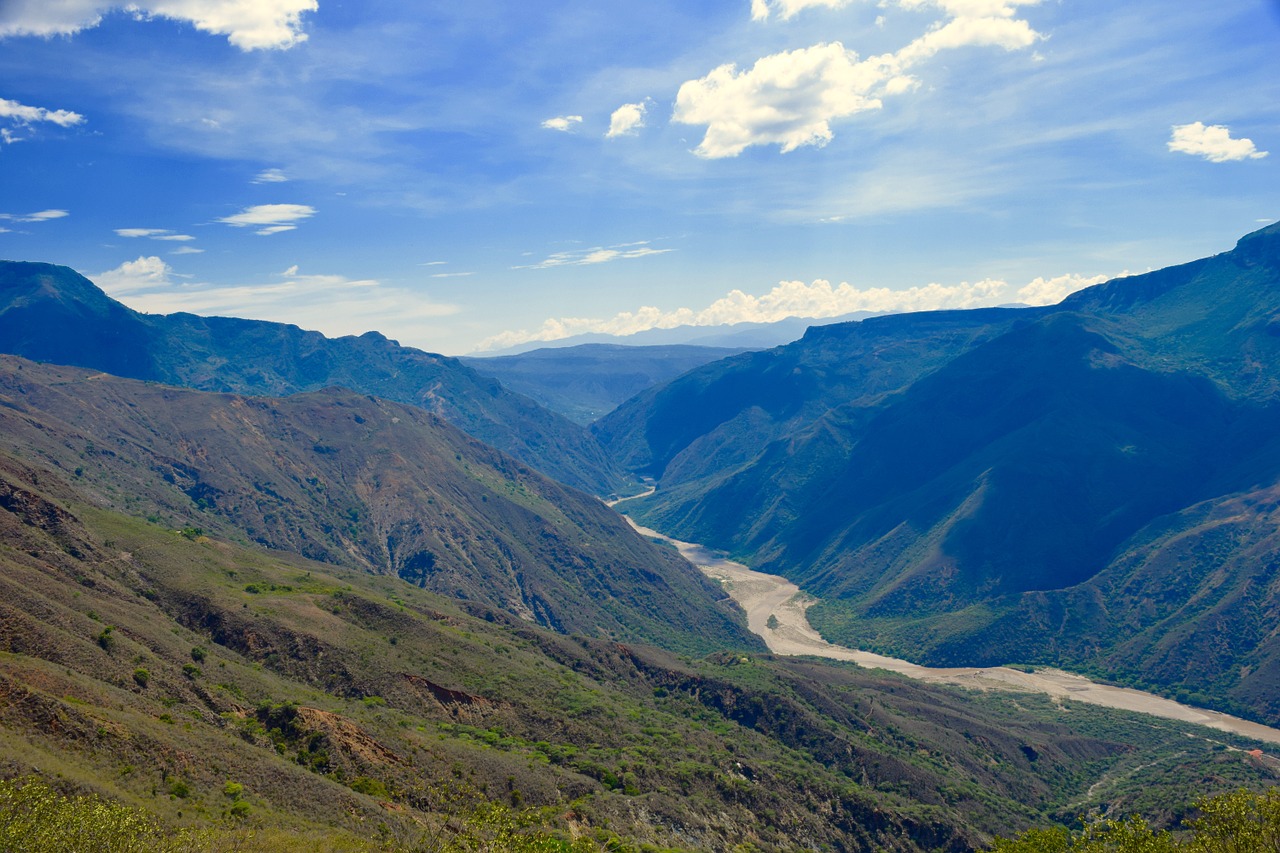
[[991, 788, 1280, 852]]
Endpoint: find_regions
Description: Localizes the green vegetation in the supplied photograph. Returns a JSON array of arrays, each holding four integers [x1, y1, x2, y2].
[[603, 222, 1280, 726], [991, 788, 1280, 852]]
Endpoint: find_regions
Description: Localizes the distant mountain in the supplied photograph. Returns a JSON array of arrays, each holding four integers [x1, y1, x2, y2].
[[461, 343, 749, 424], [600, 222, 1280, 724], [476, 311, 883, 356], [0, 261, 623, 495], [0, 356, 755, 654]]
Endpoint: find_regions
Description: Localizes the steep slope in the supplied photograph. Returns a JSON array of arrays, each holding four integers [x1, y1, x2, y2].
[[460, 343, 747, 424], [607, 222, 1280, 723], [0, 261, 622, 494], [0, 449, 1270, 850], [0, 356, 754, 655], [595, 306, 1044, 485]]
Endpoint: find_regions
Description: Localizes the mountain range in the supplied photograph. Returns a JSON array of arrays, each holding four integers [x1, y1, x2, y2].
[[0, 262, 622, 496], [0, 386, 1267, 849], [599, 221, 1280, 723], [461, 343, 749, 424]]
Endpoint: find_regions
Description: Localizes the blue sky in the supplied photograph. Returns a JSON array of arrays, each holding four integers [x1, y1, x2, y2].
[[1, 0, 1276, 355]]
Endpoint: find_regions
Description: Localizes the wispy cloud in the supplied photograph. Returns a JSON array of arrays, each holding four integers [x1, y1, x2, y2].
[[477, 270, 1112, 351], [675, 0, 1042, 158], [115, 227, 195, 241], [0, 209, 69, 223], [1168, 122, 1268, 163], [751, 0, 853, 22], [94, 257, 461, 344], [541, 115, 583, 132], [0, 1, 317, 50], [0, 97, 86, 143], [513, 241, 672, 270], [251, 168, 290, 183], [217, 203, 316, 235]]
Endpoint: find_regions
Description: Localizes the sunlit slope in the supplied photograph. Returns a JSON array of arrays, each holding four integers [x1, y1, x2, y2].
[[0, 356, 753, 655]]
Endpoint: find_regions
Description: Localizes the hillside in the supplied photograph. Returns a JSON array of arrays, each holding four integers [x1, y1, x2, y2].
[[0, 442, 1273, 850], [0, 262, 622, 495], [0, 356, 754, 655], [461, 343, 748, 424], [601, 222, 1280, 723]]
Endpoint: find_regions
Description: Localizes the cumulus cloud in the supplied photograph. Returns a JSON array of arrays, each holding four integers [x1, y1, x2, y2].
[[94, 255, 178, 296], [1168, 122, 1268, 163], [751, 0, 853, 22], [0, 0, 316, 50], [513, 242, 672, 270], [0, 209, 69, 223], [607, 102, 648, 138], [217, 203, 315, 235], [541, 115, 583, 132], [674, 43, 891, 158], [476, 270, 1110, 351], [675, 0, 1042, 157], [252, 168, 289, 183], [94, 257, 461, 344]]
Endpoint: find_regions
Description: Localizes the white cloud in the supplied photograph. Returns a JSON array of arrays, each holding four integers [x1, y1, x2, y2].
[[751, 0, 853, 22], [606, 102, 648, 138], [217, 203, 315, 235], [94, 258, 461, 345], [675, 0, 1042, 158], [0, 209, 69, 222], [674, 43, 891, 158], [477, 271, 1110, 351], [541, 115, 583, 132], [252, 168, 289, 183], [513, 241, 672, 270], [1168, 122, 1268, 163], [94, 255, 178, 296], [1014, 272, 1111, 305], [115, 227, 195, 241], [170, 246, 205, 255], [0, 97, 86, 133], [0, 0, 316, 50]]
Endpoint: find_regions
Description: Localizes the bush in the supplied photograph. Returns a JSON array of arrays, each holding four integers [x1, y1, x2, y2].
[[0, 777, 171, 853], [990, 788, 1280, 852], [132, 668, 150, 688]]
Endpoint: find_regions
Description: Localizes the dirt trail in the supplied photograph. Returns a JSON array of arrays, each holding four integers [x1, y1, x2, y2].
[[625, 517, 1280, 746]]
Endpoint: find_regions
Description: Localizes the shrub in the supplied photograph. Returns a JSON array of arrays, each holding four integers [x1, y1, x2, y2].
[[0, 777, 172, 853]]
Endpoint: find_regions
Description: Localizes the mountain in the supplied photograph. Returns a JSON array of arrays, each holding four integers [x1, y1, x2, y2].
[[0, 356, 756, 655], [475, 311, 883, 356], [0, 435, 1269, 850], [461, 343, 748, 424], [599, 222, 1280, 724], [0, 261, 622, 495]]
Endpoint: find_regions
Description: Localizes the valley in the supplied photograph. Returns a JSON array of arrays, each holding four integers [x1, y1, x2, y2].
[[623, 516, 1280, 747], [5, 223, 1280, 848]]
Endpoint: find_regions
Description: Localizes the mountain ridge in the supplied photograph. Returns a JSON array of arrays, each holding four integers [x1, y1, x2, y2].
[[0, 261, 623, 495]]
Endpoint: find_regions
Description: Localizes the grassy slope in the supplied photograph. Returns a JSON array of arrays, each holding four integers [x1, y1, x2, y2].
[[0, 356, 755, 656], [1, 450, 1276, 851]]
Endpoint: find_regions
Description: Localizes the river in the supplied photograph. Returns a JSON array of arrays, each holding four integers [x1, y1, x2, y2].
[[620, 514, 1280, 746]]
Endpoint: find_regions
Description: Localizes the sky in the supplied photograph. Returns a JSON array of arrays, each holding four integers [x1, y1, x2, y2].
[[1, 0, 1277, 355]]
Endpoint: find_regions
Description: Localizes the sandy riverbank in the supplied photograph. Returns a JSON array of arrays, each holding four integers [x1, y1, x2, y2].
[[625, 517, 1280, 746]]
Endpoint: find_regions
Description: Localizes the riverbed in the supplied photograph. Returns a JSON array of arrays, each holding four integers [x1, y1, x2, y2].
[[624, 517, 1280, 746]]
